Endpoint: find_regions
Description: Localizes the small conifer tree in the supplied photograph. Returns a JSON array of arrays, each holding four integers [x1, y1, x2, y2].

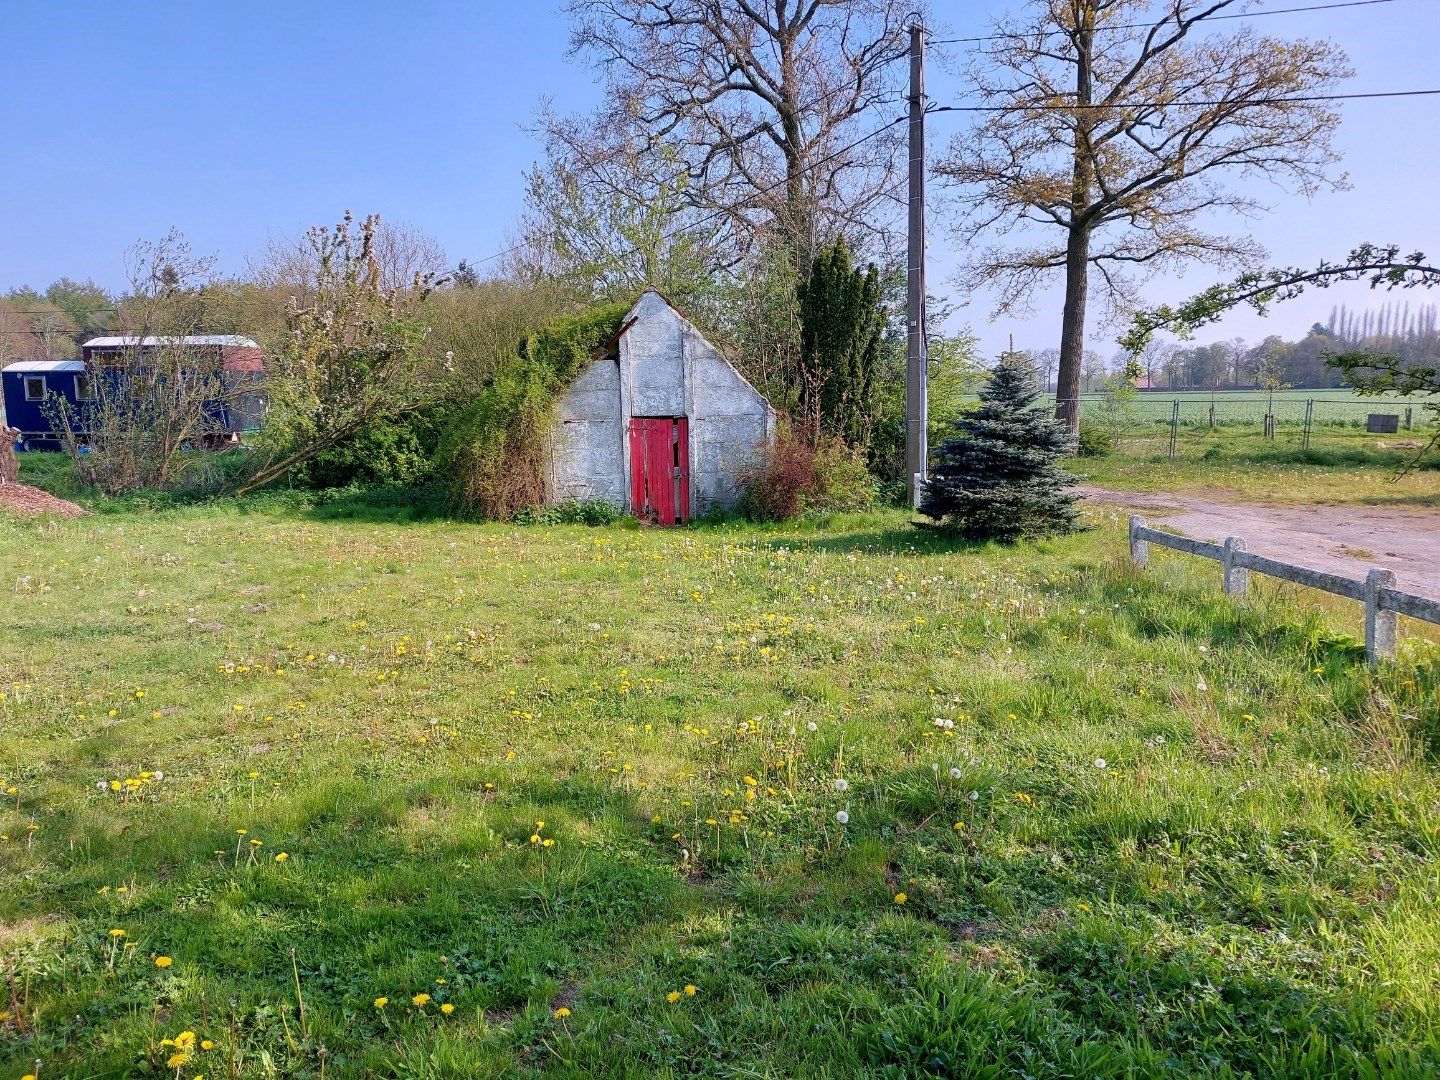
[[919, 357, 1079, 541]]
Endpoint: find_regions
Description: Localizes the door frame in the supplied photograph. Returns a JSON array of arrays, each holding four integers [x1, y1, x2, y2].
[[628, 416, 690, 525]]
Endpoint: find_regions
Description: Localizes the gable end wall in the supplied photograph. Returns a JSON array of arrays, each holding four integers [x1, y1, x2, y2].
[[546, 291, 775, 514]]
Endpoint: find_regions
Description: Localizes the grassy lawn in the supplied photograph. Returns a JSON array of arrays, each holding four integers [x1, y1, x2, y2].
[[3, 496, 1439, 1077], [1071, 445, 1440, 506]]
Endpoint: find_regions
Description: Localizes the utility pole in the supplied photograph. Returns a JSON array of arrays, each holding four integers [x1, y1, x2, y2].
[[905, 21, 928, 509]]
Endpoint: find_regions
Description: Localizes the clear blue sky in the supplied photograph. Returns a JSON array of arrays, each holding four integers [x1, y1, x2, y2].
[[3, 1, 1438, 358]]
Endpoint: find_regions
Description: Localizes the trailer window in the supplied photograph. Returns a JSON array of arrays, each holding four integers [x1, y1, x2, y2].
[[23, 375, 46, 401], [74, 374, 96, 401]]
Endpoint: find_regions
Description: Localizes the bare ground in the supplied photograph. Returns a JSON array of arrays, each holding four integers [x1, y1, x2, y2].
[[0, 481, 88, 518], [1080, 485, 1440, 601]]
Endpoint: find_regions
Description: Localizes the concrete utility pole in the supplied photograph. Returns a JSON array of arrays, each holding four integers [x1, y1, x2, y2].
[[905, 22, 928, 509]]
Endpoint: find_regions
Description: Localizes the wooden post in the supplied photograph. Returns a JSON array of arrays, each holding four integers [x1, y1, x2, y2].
[[1302, 399, 1314, 451], [1129, 515, 1148, 568], [904, 22, 928, 509], [1364, 568, 1397, 666], [1222, 537, 1248, 597], [1168, 401, 1179, 461]]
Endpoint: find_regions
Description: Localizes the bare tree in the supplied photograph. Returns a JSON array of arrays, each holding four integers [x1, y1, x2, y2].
[[232, 213, 444, 496], [936, 0, 1349, 435], [0, 299, 47, 366], [513, 137, 723, 304], [557, 0, 924, 268], [249, 218, 448, 295], [48, 231, 252, 493], [1032, 346, 1060, 393]]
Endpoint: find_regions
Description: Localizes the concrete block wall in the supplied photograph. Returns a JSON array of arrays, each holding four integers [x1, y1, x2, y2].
[[546, 290, 775, 515]]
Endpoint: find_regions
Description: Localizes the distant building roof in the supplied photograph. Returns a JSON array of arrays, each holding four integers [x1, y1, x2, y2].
[[3, 359, 87, 374], [83, 335, 260, 349]]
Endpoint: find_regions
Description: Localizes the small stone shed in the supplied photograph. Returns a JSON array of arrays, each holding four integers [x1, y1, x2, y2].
[[545, 289, 775, 523]]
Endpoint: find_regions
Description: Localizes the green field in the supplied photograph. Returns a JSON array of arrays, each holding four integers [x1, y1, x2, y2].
[[1073, 388, 1435, 429], [3, 486, 1440, 1077]]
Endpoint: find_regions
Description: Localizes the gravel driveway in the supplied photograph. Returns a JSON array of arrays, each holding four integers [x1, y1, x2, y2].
[[1080, 485, 1440, 601]]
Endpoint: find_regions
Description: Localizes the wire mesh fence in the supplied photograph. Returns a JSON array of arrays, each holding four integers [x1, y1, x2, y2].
[[1061, 391, 1435, 462]]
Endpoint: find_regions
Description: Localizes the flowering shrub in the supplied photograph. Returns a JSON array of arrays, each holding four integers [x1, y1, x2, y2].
[[740, 432, 876, 521]]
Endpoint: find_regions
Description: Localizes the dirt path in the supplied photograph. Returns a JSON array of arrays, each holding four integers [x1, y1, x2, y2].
[[1080, 485, 1440, 601]]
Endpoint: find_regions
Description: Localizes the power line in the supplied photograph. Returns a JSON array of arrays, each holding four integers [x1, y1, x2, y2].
[[472, 114, 909, 272], [929, 87, 1440, 114], [928, 0, 1405, 45]]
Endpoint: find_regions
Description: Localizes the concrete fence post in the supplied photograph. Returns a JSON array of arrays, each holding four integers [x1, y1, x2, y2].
[[1364, 568, 1398, 666], [1222, 537, 1248, 598], [1129, 516, 1149, 569]]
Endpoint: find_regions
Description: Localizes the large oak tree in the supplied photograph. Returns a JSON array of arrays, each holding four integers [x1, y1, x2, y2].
[[936, 0, 1350, 435], [557, 0, 924, 268]]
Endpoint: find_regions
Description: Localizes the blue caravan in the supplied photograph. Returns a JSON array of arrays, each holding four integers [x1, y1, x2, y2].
[[2, 360, 95, 449]]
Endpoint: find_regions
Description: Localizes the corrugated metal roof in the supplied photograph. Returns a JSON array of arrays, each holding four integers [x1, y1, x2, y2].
[[2, 359, 87, 373], [82, 335, 260, 349]]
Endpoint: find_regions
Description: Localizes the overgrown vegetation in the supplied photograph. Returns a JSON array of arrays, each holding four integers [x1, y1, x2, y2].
[[1, 503, 1438, 1076], [438, 304, 629, 519], [739, 429, 877, 521]]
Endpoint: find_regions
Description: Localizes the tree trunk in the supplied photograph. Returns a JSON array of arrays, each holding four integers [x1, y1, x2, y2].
[[1053, 3, 1094, 440], [1054, 223, 1090, 437]]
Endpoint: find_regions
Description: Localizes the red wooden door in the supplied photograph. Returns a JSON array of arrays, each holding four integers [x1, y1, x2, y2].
[[629, 417, 689, 525]]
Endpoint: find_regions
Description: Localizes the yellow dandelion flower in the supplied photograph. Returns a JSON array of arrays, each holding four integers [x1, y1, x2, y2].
[[374, 997, 389, 1009], [553, 1006, 571, 1018], [274, 852, 289, 862], [155, 955, 173, 968], [109, 928, 126, 938], [666, 990, 681, 1003], [412, 993, 431, 1007], [893, 892, 907, 905], [201, 1039, 215, 1050], [440, 1003, 455, 1015], [166, 1053, 189, 1069], [684, 984, 697, 996]]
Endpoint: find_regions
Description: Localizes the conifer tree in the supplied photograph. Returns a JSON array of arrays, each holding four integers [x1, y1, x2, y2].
[[919, 357, 1079, 541], [796, 239, 883, 449]]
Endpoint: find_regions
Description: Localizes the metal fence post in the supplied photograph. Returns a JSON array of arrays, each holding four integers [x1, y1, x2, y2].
[[1222, 537, 1248, 597], [1364, 568, 1398, 666], [1168, 402, 1179, 461], [1302, 399, 1314, 451], [1129, 515, 1148, 568]]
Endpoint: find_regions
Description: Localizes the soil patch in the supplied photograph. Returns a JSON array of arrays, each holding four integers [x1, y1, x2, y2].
[[0, 482, 89, 518]]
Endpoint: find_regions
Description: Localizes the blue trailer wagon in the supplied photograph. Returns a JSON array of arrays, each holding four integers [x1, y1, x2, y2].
[[2, 360, 94, 449]]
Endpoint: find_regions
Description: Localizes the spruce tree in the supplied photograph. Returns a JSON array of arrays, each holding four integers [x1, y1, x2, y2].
[[919, 357, 1079, 541]]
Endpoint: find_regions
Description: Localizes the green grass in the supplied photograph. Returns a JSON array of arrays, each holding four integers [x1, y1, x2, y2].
[[1071, 445, 1440, 505], [2, 493, 1440, 1077], [1076, 388, 1435, 426]]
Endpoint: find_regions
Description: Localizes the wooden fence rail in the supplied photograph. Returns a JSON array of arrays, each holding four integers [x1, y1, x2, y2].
[[1128, 515, 1440, 665]]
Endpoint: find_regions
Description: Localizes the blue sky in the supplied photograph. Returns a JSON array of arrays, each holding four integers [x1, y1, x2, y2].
[[3, 0, 1438, 358]]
